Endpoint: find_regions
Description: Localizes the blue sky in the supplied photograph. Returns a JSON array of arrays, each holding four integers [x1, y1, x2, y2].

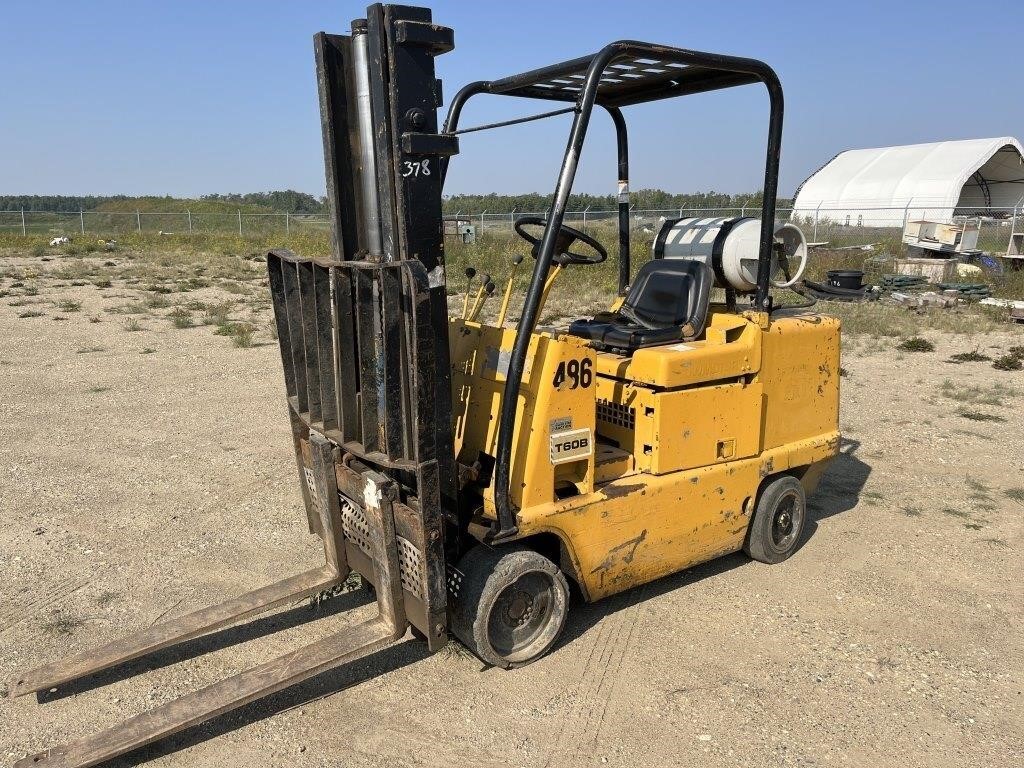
[[2, 1, 1020, 199]]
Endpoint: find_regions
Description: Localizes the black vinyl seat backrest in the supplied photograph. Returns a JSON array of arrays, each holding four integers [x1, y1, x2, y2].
[[623, 259, 712, 329], [568, 258, 713, 352]]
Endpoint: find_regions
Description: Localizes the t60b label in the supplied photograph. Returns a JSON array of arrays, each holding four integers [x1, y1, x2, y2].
[[549, 428, 593, 465]]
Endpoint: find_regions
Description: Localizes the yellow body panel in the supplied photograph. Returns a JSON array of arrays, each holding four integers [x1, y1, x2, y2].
[[449, 306, 841, 602]]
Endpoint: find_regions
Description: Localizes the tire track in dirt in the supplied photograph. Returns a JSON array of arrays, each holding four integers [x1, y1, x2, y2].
[[542, 589, 646, 768], [0, 577, 90, 636]]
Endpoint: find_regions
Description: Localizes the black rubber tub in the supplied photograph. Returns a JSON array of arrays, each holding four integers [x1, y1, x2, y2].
[[827, 269, 864, 290]]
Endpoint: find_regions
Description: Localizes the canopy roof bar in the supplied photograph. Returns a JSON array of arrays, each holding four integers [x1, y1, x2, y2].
[[486, 50, 760, 107]]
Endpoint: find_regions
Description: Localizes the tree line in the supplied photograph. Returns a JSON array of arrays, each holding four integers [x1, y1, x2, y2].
[[441, 190, 789, 214], [1, 189, 789, 214], [0, 190, 325, 214]]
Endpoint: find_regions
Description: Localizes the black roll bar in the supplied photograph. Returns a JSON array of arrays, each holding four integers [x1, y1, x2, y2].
[[442, 41, 783, 537], [441, 87, 631, 297]]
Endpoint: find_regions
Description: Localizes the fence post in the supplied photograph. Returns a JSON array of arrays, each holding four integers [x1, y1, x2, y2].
[[583, 205, 590, 231], [285, 211, 290, 236], [21, 208, 26, 237], [480, 209, 486, 233], [136, 210, 142, 233], [79, 209, 85, 235], [187, 210, 193, 234], [238, 209, 243, 236], [510, 208, 516, 231], [813, 202, 821, 241]]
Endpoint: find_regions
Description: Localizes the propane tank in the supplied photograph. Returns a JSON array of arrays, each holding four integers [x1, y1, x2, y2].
[[654, 216, 806, 292]]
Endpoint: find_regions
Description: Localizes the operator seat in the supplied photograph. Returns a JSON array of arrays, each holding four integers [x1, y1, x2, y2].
[[568, 258, 713, 352]]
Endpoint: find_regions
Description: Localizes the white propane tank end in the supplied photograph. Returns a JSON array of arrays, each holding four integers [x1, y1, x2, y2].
[[720, 219, 808, 291]]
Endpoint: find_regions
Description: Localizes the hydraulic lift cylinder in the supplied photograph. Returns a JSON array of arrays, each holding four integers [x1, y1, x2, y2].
[[352, 20, 383, 257]]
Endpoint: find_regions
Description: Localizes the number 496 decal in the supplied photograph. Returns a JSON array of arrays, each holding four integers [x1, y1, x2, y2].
[[553, 358, 593, 389]]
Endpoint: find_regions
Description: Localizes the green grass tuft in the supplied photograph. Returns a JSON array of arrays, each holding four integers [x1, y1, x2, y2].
[[992, 354, 1023, 371], [946, 350, 990, 364], [214, 321, 256, 348], [168, 307, 193, 329], [956, 408, 1005, 423], [897, 337, 934, 353]]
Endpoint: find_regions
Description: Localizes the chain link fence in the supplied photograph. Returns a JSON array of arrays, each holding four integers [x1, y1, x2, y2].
[[0, 210, 330, 238], [1, 205, 1020, 254], [468, 205, 1021, 254]]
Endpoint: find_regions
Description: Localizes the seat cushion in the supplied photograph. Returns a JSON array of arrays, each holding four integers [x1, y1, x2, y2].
[[567, 319, 683, 350], [568, 258, 712, 352]]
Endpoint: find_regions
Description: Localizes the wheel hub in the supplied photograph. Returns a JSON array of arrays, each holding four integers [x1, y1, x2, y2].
[[504, 592, 534, 626], [770, 492, 802, 549]]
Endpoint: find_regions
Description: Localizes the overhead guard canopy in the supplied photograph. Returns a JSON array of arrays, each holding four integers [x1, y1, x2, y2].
[[480, 44, 765, 108]]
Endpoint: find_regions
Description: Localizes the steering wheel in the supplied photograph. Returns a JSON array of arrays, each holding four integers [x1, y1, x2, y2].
[[513, 216, 608, 266]]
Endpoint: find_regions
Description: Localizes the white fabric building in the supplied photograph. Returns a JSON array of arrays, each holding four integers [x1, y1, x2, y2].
[[791, 137, 1024, 227]]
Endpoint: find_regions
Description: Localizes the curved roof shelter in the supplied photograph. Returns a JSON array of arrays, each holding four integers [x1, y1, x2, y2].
[[792, 137, 1024, 227]]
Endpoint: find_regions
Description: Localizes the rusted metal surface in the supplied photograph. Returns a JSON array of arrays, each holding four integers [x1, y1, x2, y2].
[[11, 442, 409, 768], [5, 566, 340, 700], [269, 250, 451, 649], [15, 618, 398, 768], [309, 430, 349, 577], [8, 5, 462, 764]]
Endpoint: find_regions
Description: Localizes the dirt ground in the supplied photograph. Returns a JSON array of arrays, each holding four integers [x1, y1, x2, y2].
[[1, 256, 1023, 768]]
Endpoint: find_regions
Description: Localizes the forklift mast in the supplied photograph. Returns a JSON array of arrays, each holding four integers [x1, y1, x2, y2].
[[269, 4, 461, 648]]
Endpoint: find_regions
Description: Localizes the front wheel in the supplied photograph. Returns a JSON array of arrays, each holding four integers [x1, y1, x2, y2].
[[744, 475, 807, 564], [450, 545, 570, 668]]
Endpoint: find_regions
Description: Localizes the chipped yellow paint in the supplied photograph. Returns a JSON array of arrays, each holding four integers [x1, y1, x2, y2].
[[448, 304, 841, 602]]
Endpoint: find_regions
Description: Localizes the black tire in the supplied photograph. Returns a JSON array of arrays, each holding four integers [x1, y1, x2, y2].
[[744, 475, 807, 564], [450, 545, 570, 668]]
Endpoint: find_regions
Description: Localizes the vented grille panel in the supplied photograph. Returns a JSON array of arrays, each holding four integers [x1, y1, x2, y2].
[[339, 495, 423, 600], [446, 567, 464, 599], [596, 399, 636, 430], [396, 537, 423, 599], [340, 498, 373, 556], [303, 467, 321, 515]]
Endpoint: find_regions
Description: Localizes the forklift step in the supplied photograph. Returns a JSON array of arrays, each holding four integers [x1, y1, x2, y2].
[[6, 565, 341, 700], [14, 616, 400, 768]]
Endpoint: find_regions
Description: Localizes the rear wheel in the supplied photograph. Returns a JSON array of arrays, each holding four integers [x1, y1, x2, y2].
[[450, 545, 569, 668], [744, 475, 806, 564]]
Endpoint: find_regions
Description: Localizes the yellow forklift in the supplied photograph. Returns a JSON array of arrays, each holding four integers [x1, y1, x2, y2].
[[8, 4, 840, 765]]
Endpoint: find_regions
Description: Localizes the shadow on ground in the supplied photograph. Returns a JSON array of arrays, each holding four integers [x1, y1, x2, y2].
[[23, 440, 870, 767], [557, 437, 871, 652], [36, 585, 377, 703]]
